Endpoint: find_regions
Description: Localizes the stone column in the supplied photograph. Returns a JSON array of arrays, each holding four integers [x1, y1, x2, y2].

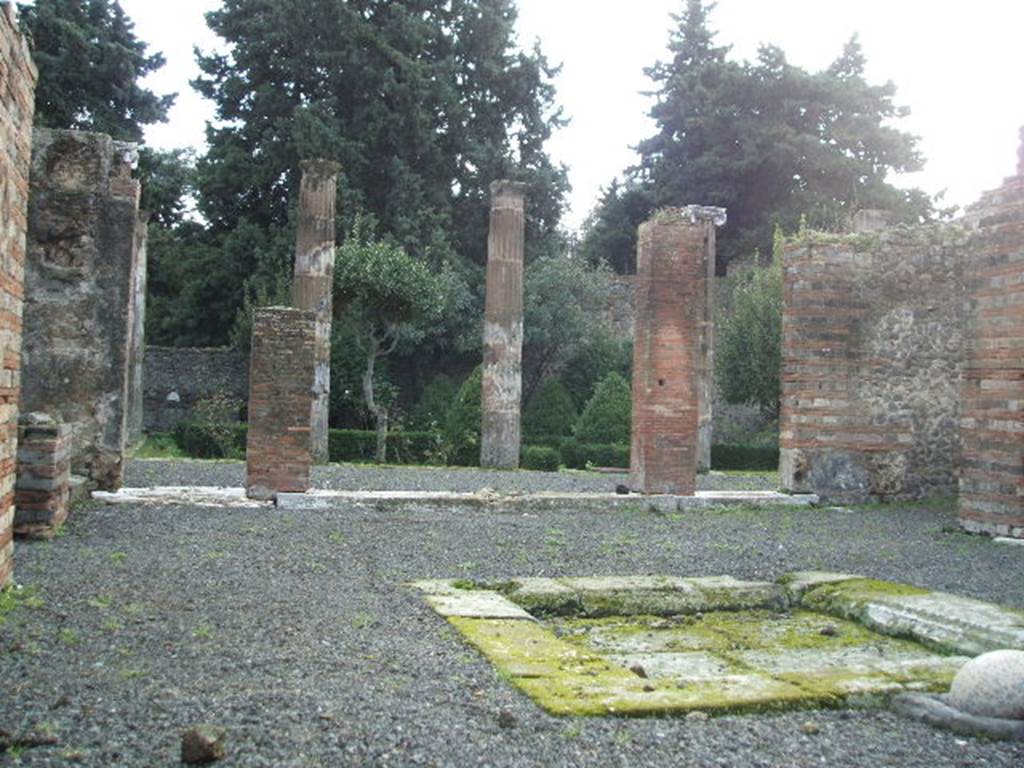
[[292, 159, 341, 464], [245, 307, 318, 501], [630, 206, 726, 495], [14, 413, 72, 539], [480, 180, 527, 469]]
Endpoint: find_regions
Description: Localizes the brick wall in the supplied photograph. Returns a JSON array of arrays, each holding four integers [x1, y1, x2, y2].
[[14, 413, 71, 539], [780, 225, 967, 503], [143, 346, 248, 433], [958, 154, 1024, 538], [0, 3, 36, 587], [245, 307, 317, 500], [630, 207, 724, 494], [23, 128, 145, 490]]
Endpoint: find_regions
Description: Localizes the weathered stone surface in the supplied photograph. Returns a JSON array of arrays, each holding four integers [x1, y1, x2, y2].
[[426, 591, 535, 620], [893, 693, 1024, 741], [14, 412, 71, 538], [143, 346, 248, 432], [957, 136, 1024, 539], [23, 128, 145, 491], [630, 207, 725, 494], [126, 215, 148, 447], [292, 159, 340, 464], [481, 180, 527, 469], [181, 725, 227, 765], [780, 226, 968, 503], [0, 5, 37, 587], [245, 307, 317, 500], [948, 649, 1024, 720], [781, 571, 863, 602]]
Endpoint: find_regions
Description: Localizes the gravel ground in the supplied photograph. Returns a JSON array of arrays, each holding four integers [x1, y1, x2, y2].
[[124, 459, 779, 493], [1, 459, 1021, 767]]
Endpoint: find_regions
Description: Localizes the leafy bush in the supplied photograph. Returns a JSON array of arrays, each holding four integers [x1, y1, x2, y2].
[[328, 429, 437, 464], [521, 445, 561, 472], [442, 367, 482, 466], [409, 374, 458, 431], [560, 334, 632, 410], [560, 439, 629, 470], [711, 443, 780, 471], [522, 380, 577, 441], [573, 372, 631, 445], [174, 421, 247, 459]]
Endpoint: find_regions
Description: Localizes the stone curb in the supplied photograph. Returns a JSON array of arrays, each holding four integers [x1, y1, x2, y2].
[[891, 693, 1024, 741]]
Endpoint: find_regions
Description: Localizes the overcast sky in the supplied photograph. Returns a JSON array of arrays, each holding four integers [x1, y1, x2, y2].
[[123, 0, 1023, 230]]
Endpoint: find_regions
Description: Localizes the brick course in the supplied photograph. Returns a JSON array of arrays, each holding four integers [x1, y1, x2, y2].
[[0, 3, 36, 587], [245, 307, 317, 500], [630, 207, 724, 495], [958, 151, 1024, 538], [14, 413, 71, 538]]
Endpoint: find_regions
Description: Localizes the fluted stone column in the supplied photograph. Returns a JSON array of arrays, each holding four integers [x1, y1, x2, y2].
[[481, 180, 527, 469], [630, 206, 726, 495], [292, 159, 341, 463]]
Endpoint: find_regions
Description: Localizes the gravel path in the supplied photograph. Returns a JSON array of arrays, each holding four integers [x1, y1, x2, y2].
[[125, 459, 780, 493], [2, 460, 1021, 767]]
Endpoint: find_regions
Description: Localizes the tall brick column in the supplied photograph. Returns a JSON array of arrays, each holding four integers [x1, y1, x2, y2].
[[292, 160, 341, 464], [630, 207, 725, 495], [958, 130, 1024, 538], [0, 4, 37, 587], [481, 180, 527, 469], [245, 307, 317, 500]]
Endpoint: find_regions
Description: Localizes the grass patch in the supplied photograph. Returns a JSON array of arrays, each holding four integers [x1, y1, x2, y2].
[[133, 432, 187, 459]]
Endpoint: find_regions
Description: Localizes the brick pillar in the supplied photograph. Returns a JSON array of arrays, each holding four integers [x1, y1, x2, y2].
[[245, 307, 317, 500], [292, 160, 341, 464], [630, 207, 726, 495], [0, 5, 37, 587], [481, 180, 527, 469], [958, 131, 1024, 538], [14, 413, 71, 539]]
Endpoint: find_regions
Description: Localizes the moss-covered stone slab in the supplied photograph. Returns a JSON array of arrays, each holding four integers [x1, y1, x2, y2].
[[415, 574, 1008, 717]]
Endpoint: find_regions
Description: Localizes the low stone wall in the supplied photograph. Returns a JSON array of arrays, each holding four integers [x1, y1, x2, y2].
[[0, 4, 36, 586], [958, 159, 1024, 538], [14, 413, 71, 539], [780, 225, 967, 503], [143, 346, 248, 432]]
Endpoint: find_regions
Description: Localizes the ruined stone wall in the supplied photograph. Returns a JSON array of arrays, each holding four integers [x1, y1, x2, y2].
[[780, 226, 967, 503], [245, 308, 316, 500], [957, 158, 1024, 538], [143, 346, 248, 433], [23, 128, 145, 490], [0, 3, 36, 586]]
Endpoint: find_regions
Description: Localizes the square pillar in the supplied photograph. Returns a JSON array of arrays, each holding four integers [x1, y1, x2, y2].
[[245, 307, 317, 500], [481, 180, 528, 469], [630, 206, 725, 495], [14, 413, 72, 539]]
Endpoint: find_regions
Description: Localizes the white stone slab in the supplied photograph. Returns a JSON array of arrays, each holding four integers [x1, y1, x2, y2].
[[425, 592, 535, 620], [93, 486, 268, 508]]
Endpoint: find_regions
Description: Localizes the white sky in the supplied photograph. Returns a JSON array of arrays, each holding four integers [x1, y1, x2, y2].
[[124, 0, 1024, 231]]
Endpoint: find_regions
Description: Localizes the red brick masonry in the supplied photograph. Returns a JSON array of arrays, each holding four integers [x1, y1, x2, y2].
[[0, 4, 37, 586], [630, 207, 725, 495], [958, 164, 1024, 538], [14, 413, 71, 538], [245, 307, 318, 500]]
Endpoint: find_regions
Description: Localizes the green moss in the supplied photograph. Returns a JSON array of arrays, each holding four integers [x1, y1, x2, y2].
[[801, 578, 929, 616]]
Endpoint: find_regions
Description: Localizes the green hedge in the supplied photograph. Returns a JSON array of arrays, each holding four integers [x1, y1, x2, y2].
[[521, 445, 560, 472], [711, 443, 779, 471], [560, 439, 629, 470], [173, 421, 247, 459], [328, 429, 438, 464]]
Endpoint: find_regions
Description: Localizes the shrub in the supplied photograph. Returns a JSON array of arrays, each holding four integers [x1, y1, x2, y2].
[[174, 421, 247, 459], [521, 445, 561, 472], [711, 443, 780, 471], [409, 374, 458, 431], [573, 372, 631, 445], [442, 367, 482, 466], [560, 439, 630, 470], [328, 429, 437, 464], [561, 334, 632, 410], [522, 380, 577, 441]]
